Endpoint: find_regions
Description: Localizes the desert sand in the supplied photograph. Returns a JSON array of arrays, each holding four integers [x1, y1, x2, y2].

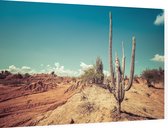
[[0, 74, 164, 127]]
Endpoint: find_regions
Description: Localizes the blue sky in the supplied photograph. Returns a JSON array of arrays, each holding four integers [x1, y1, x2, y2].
[[0, 1, 164, 76]]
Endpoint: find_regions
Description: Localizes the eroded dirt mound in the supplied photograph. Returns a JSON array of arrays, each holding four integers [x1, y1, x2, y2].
[[35, 82, 164, 125], [0, 74, 77, 102], [0, 75, 80, 127], [21, 81, 57, 92]]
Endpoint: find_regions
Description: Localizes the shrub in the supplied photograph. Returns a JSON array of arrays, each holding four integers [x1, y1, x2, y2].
[[81, 67, 96, 83], [24, 73, 31, 78], [15, 73, 23, 79], [0, 73, 6, 79], [134, 75, 139, 83], [81, 57, 104, 84], [0, 70, 11, 79], [141, 67, 164, 87]]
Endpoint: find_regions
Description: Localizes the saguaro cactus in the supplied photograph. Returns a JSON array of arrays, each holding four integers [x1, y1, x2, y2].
[[108, 12, 136, 115]]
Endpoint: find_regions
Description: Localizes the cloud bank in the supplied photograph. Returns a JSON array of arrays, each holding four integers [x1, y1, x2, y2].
[[6, 65, 35, 74], [39, 62, 94, 76], [0, 62, 110, 77], [150, 54, 164, 62], [0, 62, 94, 77], [154, 11, 164, 25]]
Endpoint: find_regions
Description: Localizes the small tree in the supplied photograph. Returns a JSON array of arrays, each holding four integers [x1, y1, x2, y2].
[[81, 67, 96, 83], [95, 57, 104, 84], [81, 57, 104, 84]]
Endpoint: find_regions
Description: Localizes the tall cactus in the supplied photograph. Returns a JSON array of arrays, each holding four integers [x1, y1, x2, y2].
[[108, 12, 136, 115]]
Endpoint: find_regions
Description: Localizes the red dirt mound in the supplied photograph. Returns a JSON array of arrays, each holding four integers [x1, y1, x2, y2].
[[21, 81, 58, 92]]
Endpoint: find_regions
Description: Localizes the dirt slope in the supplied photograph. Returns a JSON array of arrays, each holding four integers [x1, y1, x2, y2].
[[35, 83, 164, 125], [0, 75, 164, 127], [0, 75, 78, 127]]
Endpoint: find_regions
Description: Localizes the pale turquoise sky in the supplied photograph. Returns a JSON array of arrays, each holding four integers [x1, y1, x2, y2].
[[0, 1, 164, 76]]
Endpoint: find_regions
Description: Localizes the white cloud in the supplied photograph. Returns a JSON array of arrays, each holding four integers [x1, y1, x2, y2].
[[8, 65, 18, 73], [154, 11, 164, 25], [3, 65, 35, 74], [78, 62, 93, 76], [80, 62, 93, 70], [21, 66, 32, 73], [52, 63, 79, 76], [42, 62, 93, 77], [53, 62, 93, 76], [150, 54, 164, 62]]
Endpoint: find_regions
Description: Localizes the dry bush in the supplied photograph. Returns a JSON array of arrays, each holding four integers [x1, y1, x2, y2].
[[0, 71, 31, 86], [0, 70, 11, 79], [81, 67, 96, 83], [81, 57, 104, 84], [24, 73, 31, 78], [141, 68, 164, 87], [79, 102, 95, 114]]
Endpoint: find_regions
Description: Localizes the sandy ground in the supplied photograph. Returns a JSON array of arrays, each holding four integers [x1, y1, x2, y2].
[[0, 75, 164, 127]]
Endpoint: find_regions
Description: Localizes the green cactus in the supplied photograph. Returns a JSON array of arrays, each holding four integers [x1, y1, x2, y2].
[[108, 12, 136, 115]]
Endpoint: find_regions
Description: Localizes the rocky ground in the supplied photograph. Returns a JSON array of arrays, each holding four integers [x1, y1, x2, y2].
[[0, 74, 164, 127]]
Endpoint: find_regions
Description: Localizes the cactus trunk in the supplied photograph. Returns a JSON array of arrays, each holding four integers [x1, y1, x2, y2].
[[117, 101, 121, 115]]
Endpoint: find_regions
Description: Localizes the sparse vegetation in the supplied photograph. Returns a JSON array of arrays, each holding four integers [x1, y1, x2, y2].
[[0, 72, 31, 86], [0, 70, 11, 79], [81, 57, 104, 84], [24, 73, 31, 78], [95, 57, 104, 84], [141, 67, 164, 87], [81, 67, 96, 83], [134, 75, 140, 83], [79, 102, 95, 114], [51, 71, 57, 77]]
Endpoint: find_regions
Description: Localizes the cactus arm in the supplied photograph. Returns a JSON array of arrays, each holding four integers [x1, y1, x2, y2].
[[120, 83, 125, 102], [125, 36, 136, 91], [121, 42, 126, 100], [121, 41, 126, 80], [109, 11, 115, 90]]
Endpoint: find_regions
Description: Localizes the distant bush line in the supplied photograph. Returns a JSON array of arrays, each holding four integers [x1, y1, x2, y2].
[[140, 67, 164, 87]]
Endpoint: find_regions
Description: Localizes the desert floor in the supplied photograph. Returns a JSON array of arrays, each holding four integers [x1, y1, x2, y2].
[[0, 74, 164, 127]]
